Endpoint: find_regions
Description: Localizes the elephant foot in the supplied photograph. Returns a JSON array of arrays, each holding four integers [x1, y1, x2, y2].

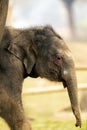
[[21, 119, 32, 130], [10, 119, 32, 130]]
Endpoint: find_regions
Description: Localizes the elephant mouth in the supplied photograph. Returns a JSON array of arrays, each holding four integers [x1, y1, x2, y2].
[[62, 79, 67, 88]]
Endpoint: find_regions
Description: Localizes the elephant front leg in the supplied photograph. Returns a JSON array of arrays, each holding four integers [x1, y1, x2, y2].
[[15, 119, 32, 130], [10, 117, 32, 130], [8, 102, 31, 130], [0, 94, 31, 130]]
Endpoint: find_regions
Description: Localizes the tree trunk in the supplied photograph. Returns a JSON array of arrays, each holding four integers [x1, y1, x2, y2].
[[66, 3, 75, 38], [0, 0, 9, 43], [62, 0, 75, 39]]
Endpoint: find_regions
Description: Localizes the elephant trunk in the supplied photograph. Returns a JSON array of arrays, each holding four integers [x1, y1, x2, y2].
[[62, 70, 81, 127]]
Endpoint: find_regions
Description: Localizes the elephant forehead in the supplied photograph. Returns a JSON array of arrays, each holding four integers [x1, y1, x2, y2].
[[58, 47, 72, 58], [55, 48, 71, 56], [65, 50, 72, 58]]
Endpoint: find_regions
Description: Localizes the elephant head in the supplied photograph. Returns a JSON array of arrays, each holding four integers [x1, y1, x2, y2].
[[7, 26, 81, 127], [27, 26, 81, 127]]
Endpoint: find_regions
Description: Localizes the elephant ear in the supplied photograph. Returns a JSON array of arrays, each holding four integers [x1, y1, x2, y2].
[[23, 45, 36, 74], [7, 43, 36, 75], [7, 43, 21, 59]]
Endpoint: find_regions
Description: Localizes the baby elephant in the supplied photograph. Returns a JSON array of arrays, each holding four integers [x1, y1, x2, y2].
[[0, 26, 81, 130]]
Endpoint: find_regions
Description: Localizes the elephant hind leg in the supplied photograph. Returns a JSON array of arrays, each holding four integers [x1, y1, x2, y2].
[[0, 90, 31, 130]]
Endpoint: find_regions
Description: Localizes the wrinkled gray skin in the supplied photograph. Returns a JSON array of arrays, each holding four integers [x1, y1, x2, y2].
[[0, 26, 81, 130]]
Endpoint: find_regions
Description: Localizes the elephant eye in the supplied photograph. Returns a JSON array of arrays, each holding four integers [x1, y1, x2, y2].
[[51, 54, 63, 65], [55, 54, 63, 64], [56, 55, 62, 60]]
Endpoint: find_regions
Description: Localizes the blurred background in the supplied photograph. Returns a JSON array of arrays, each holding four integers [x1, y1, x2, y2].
[[7, 0, 87, 41], [1, 0, 87, 130]]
